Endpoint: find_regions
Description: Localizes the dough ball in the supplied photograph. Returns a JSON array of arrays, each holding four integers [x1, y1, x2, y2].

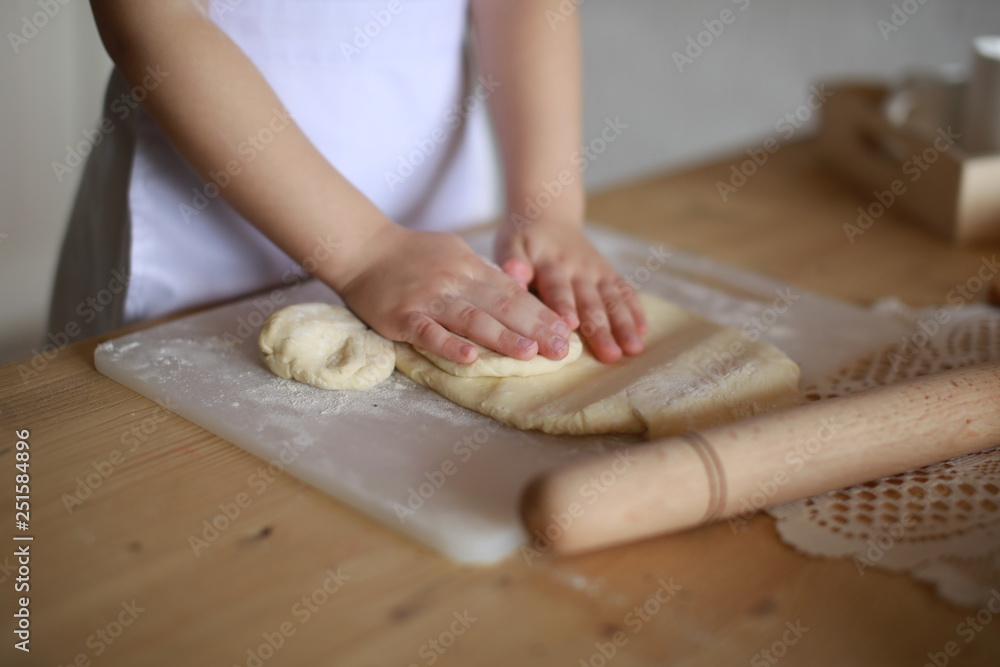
[[258, 303, 395, 390], [415, 332, 584, 378]]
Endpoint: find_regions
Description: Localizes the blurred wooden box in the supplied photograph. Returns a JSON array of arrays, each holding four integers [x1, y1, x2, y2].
[[818, 82, 1000, 246]]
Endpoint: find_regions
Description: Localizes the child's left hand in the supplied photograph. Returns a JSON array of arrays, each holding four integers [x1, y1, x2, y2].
[[472, 0, 645, 363], [494, 218, 647, 363]]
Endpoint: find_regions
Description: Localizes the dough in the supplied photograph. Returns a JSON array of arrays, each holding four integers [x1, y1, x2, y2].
[[415, 332, 583, 377], [395, 292, 801, 437], [258, 303, 395, 390]]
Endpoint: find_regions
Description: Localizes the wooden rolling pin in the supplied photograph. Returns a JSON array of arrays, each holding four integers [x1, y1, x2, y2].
[[520, 361, 1000, 556]]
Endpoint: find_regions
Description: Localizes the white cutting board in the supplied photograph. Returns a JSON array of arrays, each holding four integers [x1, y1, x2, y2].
[[94, 225, 908, 564]]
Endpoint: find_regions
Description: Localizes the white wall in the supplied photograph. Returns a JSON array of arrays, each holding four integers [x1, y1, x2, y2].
[[2, 0, 999, 365], [579, 0, 1000, 186]]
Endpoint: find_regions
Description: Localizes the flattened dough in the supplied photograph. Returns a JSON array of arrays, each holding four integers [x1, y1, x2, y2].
[[258, 303, 395, 390], [395, 292, 801, 437], [416, 332, 584, 377]]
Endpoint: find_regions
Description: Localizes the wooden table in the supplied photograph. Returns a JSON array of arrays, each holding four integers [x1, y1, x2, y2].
[[3, 141, 999, 667]]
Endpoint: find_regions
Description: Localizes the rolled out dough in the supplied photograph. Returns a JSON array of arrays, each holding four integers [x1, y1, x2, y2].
[[395, 292, 801, 437], [415, 332, 584, 377], [258, 303, 395, 390]]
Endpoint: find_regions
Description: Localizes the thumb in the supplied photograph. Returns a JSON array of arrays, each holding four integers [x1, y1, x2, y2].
[[494, 231, 534, 288]]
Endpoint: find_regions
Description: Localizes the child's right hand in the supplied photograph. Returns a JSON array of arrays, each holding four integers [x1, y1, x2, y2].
[[90, 1, 566, 365], [333, 225, 571, 365]]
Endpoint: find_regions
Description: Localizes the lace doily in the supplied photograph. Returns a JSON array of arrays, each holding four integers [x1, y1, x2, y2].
[[768, 300, 1000, 608]]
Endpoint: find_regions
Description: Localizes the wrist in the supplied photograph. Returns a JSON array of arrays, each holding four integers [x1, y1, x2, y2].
[[316, 217, 403, 294], [501, 208, 585, 236], [502, 186, 585, 234]]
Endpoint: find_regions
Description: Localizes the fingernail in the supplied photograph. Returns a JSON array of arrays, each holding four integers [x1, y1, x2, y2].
[[551, 335, 568, 353], [516, 337, 535, 351], [459, 343, 476, 359], [624, 334, 642, 348], [552, 320, 570, 337]]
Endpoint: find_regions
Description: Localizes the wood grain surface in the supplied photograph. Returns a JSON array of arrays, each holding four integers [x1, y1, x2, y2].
[[2, 140, 999, 666]]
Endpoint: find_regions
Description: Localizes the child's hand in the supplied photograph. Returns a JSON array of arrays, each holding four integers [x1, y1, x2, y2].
[[335, 225, 571, 365], [494, 219, 647, 363], [469, 1, 643, 364]]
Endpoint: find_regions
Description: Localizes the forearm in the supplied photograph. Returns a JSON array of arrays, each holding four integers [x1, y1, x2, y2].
[[474, 1, 644, 360], [470, 0, 586, 228], [89, 0, 393, 291]]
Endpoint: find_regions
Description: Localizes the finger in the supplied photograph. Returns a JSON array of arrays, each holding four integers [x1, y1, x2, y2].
[[439, 300, 542, 361], [626, 286, 648, 336], [467, 278, 571, 360], [495, 233, 534, 288], [599, 278, 644, 356], [574, 280, 622, 363], [534, 264, 580, 330], [402, 312, 479, 364], [501, 257, 533, 289]]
